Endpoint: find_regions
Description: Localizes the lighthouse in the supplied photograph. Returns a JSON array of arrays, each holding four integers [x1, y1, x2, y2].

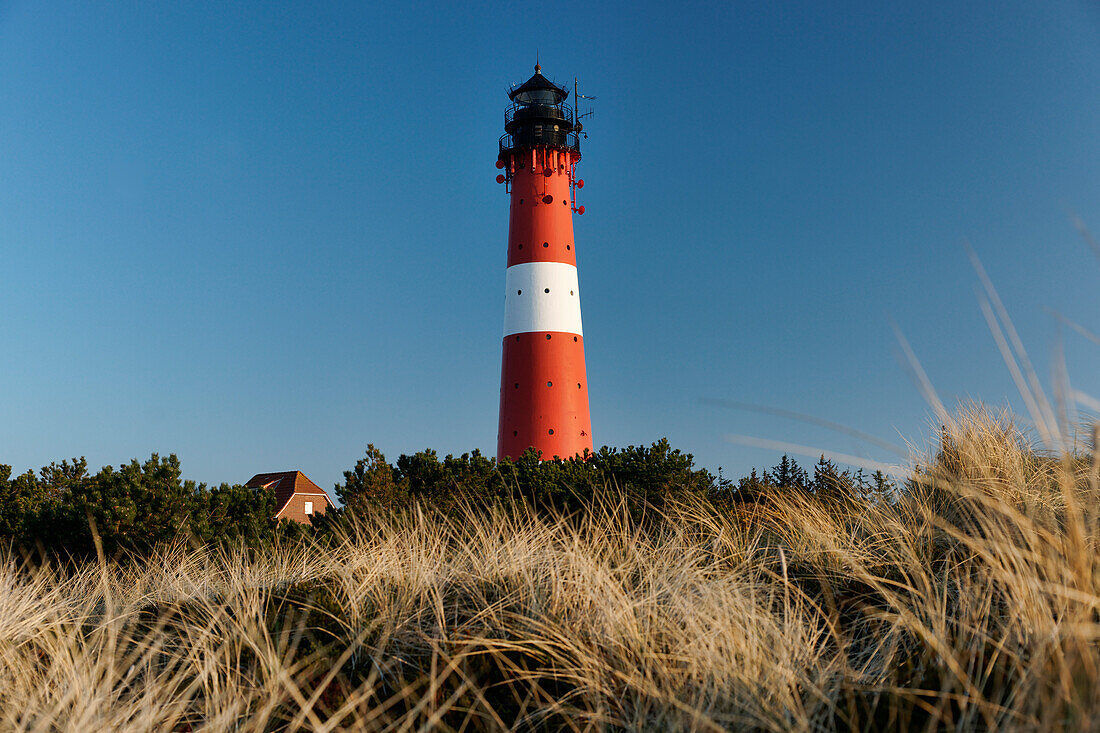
[[495, 65, 593, 461]]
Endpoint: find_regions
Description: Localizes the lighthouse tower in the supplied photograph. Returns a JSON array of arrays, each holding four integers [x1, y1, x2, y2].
[[495, 65, 593, 461]]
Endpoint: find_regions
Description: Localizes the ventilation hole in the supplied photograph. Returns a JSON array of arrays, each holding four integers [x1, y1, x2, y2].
[[546, 334, 551, 340], [519, 198, 524, 204], [517, 289, 522, 295], [566, 245, 571, 250], [573, 336, 578, 342], [547, 381, 553, 387], [563, 200, 568, 205], [543, 195, 553, 204], [570, 290, 574, 295], [513, 430, 518, 436], [548, 429, 555, 435], [518, 244, 523, 249], [515, 335, 520, 341], [544, 288, 550, 293], [514, 383, 519, 389], [543, 242, 549, 248], [577, 383, 582, 389]]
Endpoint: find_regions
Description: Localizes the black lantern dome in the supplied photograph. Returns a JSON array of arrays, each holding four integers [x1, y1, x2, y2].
[[500, 65, 580, 159], [508, 64, 569, 105]]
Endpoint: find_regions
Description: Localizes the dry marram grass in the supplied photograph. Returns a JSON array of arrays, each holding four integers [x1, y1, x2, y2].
[[1, 410, 1099, 730]]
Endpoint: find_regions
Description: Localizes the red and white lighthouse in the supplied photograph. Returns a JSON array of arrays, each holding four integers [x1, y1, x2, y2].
[[495, 65, 593, 461]]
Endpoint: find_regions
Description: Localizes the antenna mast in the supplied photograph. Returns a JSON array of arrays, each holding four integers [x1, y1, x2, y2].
[[573, 77, 578, 129]]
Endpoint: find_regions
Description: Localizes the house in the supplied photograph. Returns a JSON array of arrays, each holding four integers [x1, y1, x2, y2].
[[245, 471, 333, 524]]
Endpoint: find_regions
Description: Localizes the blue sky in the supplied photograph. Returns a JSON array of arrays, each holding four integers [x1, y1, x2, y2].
[[2, 1, 1099, 490]]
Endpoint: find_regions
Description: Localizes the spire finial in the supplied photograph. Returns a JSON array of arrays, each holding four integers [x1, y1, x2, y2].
[[535, 50, 540, 74]]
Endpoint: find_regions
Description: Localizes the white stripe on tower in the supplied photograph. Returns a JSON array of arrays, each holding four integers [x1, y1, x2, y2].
[[502, 262, 583, 337]]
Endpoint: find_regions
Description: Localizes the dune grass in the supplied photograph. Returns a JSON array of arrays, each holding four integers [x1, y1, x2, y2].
[[1, 409, 1099, 730]]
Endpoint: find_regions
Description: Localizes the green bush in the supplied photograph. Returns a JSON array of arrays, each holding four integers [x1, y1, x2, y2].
[[328, 438, 721, 526], [0, 455, 280, 557], [3, 441, 892, 556]]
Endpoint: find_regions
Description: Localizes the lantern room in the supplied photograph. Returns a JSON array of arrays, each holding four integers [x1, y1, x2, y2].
[[500, 65, 580, 158]]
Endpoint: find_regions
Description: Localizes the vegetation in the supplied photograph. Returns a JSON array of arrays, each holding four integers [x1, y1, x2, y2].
[[1, 409, 1099, 729], [0, 455, 282, 557], [1, 438, 881, 555], [329, 438, 724, 524]]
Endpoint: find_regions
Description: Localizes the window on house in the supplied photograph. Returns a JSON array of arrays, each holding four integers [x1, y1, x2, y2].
[[304, 501, 313, 515]]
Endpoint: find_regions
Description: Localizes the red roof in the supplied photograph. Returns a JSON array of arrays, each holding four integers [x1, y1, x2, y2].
[[245, 471, 333, 515]]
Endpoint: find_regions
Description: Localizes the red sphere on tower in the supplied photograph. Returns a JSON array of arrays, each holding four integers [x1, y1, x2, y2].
[[495, 65, 593, 461]]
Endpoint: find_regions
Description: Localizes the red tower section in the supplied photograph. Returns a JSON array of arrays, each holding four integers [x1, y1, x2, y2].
[[496, 65, 593, 461]]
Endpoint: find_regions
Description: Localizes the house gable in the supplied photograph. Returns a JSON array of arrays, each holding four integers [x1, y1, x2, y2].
[[244, 470, 335, 524]]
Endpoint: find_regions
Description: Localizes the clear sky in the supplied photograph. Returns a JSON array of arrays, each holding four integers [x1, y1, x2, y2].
[[2, 1, 1100, 491]]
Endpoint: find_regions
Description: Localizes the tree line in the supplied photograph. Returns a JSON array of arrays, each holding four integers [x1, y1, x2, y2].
[[0, 440, 895, 558]]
